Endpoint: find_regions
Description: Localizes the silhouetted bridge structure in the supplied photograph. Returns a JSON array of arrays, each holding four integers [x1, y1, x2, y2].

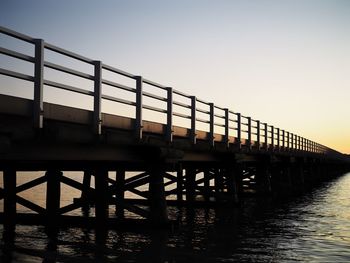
[[0, 27, 349, 230]]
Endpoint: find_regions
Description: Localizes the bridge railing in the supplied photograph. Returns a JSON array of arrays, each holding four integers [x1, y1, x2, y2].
[[0, 26, 344, 158]]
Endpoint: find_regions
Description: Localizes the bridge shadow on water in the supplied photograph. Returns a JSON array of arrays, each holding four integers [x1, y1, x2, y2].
[[1, 172, 350, 263]]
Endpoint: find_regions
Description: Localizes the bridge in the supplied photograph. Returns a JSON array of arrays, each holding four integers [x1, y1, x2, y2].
[[0, 26, 349, 230]]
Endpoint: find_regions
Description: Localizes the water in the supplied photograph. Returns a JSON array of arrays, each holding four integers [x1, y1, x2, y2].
[[1, 172, 350, 262]]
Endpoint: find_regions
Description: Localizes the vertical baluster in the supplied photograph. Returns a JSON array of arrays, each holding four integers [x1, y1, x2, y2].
[[166, 87, 173, 143], [264, 123, 268, 151], [209, 103, 215, 147], [191, 96, 197, 144], [224, 108, 230, 148], [247, 117, 251, 150], [34, 39, 44, 129], [271, 125, 274, 151], [237, 113, 241, 149], [93, 61, 102, 135], [135, 76, 143, 140], [277, 128, 280, 151], [256, 120, 260, 151]]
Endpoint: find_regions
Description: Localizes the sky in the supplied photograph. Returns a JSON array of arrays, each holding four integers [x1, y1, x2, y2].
[[0, 0, 349, 153]]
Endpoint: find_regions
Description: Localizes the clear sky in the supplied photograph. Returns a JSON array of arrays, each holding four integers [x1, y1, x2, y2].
[[0, 0, 349, 153]]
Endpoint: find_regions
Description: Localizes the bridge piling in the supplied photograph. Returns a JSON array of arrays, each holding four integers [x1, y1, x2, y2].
[[224, 166, 239, 204], [81, 171, 92, 213], [46, 170, 61, 228], [214, 168, 224, 202], [185, 167, 196, 204], [255, 162, 272, 195], [176, 164, 184, 204], [94, 169, 109, 227], [3, 169, 16, 232], [148, 165, 168, 225], [203, 169, 211, 203], [115, 168, 125, 219]]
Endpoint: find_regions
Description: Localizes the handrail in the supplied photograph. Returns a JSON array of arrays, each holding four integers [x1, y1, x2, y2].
[[0, 26, 346, 159]]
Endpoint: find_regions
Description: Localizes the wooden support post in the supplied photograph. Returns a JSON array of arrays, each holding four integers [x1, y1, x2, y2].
[[148, 165, 168, 225], [255, 163, 272, 195], [209, 103, 215, 147], [93, 61, 102, 135], [177, 164, 183, 203], [282, 130, 285, 151], [34, 39, 44, 129], [3, 169, 16, 230], [247, 117, 252, 150], [191, 96, 197, 144], [224, 108, 230, 148], [204, 169, 211, 203], [185, 167, 196, 204], [234, 165, 244, 195], [287, 131, 290, 151], [81, 171, 92, 200], [256, 120, 260, 150], [135, 76, 143, 140], [270, 164, 293, 196], [237, 113, 241, 149], [46, 170, 61, 224], [224, 166, 239, 204], [277, 128, 280, 150], [214, 168, 224, 201], [81, 171, 92, 214], [264, 123, 268, 151], [166, 87, 173, 143], [271, 125, 274, 151], [115, 169, 125, 219], [95, 169, 109, 226]]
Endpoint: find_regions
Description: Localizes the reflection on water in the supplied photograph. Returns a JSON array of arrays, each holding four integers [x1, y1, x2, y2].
[[1, 172, 350, 262]]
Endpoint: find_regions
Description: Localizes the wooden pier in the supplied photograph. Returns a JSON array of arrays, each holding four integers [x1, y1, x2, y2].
[[0, 26, 349, 232]]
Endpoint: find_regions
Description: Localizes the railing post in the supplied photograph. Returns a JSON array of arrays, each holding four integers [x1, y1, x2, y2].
[[277, 128, 280, 151], [93, 61, 102, 135], [271, 125, 274, 151], [264, 123, 268, 151], [282, 130, 285, 150], [191, 96, 197, 144], [287, 131, 290, 150], [301, 137, 303, 152], [237, 113, 241, 149], [295, 135, 298, 151], [224, 108, 230, 148], [247, 117, 251, 150], [256, 120, 260, 151], [308, 139, 311, 153], [135, 76, 143, 140], [209, 103, 215, 147], [298, 136, 301, 151], [166, 87, 173, 143], [290, 133, 293, 150], [34, 39, 44, 129]]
